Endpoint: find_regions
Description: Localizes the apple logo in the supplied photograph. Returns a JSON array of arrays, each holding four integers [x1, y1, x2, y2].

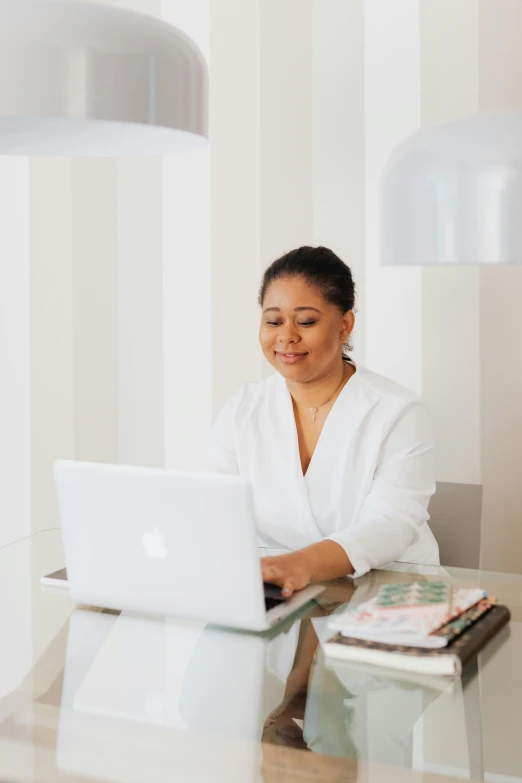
[[142, 527, 168, 559]]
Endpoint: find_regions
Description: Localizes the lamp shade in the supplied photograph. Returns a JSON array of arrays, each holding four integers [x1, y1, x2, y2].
[[382, 112, 522, 265], [0, 0, 208, 156]]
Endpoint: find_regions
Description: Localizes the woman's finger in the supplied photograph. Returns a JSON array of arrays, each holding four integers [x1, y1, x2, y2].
[[262, 565, 282, 584], [282, 579, 294, 598]]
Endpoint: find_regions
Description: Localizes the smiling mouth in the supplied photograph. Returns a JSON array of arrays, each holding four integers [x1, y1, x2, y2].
[[275, 352, 309, 364]]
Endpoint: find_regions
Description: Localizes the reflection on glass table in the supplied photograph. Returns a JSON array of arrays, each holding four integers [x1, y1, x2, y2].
[[55, 610, 268, 782]]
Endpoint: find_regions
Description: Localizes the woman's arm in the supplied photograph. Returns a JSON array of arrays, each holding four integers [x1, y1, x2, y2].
[[262, 400, 435, 595]]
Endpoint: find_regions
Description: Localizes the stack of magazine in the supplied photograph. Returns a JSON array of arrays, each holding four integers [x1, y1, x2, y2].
[[324, 581, 510, 677]]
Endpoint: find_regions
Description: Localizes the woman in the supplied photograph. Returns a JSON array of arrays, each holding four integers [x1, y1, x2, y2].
[[205, 246, 439, 596]]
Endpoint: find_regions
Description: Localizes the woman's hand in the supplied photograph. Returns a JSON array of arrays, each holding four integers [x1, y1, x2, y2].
[[261, 551, 313, 598], [261, 541, 354, 597]]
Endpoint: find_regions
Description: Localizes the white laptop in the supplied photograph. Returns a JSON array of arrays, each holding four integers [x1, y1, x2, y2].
[[47, 460, 323, 631]]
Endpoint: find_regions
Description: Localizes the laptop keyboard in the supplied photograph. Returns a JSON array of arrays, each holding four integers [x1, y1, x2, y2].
[[265, 596, 286, 611], [264, 583, 286, 612]]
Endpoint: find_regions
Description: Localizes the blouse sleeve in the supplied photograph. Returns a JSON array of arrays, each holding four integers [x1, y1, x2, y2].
[[201, 388, 244, 476], [327, 400, 436, 578]]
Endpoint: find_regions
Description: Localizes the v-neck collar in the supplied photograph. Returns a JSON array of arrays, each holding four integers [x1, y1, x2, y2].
[[280, 359, 359, 481]]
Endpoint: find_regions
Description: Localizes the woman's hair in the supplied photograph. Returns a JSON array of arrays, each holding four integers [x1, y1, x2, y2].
[[258, 245, 356, 352]]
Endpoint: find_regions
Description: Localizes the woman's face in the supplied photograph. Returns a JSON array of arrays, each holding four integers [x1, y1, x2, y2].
[[259, 276, 354, 382]]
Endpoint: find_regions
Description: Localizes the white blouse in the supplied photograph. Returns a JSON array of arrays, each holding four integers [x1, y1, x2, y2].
[[204, 362, 439, 577]]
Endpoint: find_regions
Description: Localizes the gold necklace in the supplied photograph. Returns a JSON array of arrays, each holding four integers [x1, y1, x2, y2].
[[293, 366, 347, 423]]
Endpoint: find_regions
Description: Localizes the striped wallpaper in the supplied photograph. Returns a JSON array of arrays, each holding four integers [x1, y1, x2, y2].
[[1, 0, 521, 573]]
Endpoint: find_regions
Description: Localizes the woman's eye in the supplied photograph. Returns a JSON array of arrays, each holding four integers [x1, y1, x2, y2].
[[264, 320, 316, 327]]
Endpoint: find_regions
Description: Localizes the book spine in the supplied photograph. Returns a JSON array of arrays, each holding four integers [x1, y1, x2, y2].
[[435, 598, 493, 644], [446, 604, 511, 668]]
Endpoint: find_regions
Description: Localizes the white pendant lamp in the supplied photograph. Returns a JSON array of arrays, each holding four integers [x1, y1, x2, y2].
[[0, 0, 208, 156], [382, 111, 522, 265]]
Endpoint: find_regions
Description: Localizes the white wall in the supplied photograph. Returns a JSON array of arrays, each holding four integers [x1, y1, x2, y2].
[[312, 0, 366, 364], [420, 0, 481, 487], [209, 0, 263, 412], [365, 0, 423, 396], [31, 159, 75, 533], [0, 159, 30, 547], [163, 0, 212, 470]]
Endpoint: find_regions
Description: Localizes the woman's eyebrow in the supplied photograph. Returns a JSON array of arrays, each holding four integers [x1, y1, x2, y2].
[[262, 306, 322, 314]]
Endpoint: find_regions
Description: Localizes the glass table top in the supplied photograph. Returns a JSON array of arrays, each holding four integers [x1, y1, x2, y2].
[[0, 529, 520, 783]]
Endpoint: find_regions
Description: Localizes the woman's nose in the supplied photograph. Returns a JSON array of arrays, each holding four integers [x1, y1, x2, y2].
[[277, 327, 299, 344]]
